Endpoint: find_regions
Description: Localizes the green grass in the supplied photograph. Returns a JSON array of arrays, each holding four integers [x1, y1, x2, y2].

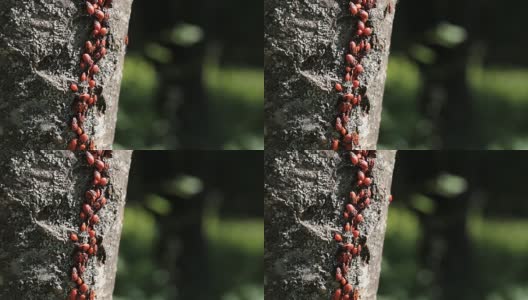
[[206, 66, 264, 150], [379, 207, 420, 299], [114, 205, 263, 300], [115, 55, 263, 150], [379, 56, 430, 149], [115, 206, 166, 300], [206, 67, 263, 105], [470, 67, 528, 104], [205, 217, 264, 299], [115, 56, 164, 149], [379, 206, 528, 300], [471, 215, 528, 254], [469, 66, 528, 149], [205, 217, 264, 255], [379, 56, 528, 149]]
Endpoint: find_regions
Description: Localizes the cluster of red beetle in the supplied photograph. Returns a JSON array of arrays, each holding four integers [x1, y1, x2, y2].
[[331, 0, 377, 151], [331, 150, 394, 300], [67, 0, 113, 152], [66, 1, 114, 299], [68, 150, 113, 300], [331, 150, 376, 300]]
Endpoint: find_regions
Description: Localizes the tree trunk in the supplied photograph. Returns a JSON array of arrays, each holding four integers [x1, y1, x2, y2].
[[0, 150, 132, 300], [264, 150, 396, 299], [264, 0, 396, 149], [0, 0, 134, 149]]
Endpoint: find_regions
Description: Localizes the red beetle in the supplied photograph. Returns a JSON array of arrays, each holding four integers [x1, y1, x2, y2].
[[69, 289, 78, 300], [86, 152, 95, 165], [334, 233, 343, 242], [70, 233, 79, 242], [70, 83, 79, 92], [86, 2, 95, 15]]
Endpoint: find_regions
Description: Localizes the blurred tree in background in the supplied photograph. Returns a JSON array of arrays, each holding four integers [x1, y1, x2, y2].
[[115, 0, 263, 150], [379, 0, 528, 149], [379, 151, 528, 300], [114, 151, 263, 300]]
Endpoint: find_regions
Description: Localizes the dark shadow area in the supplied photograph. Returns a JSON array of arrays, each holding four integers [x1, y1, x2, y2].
[[115, 0, 263, 150], [379, 151, 528, 299], [379, 0, 528, 149], [114, 151, 263, 300]]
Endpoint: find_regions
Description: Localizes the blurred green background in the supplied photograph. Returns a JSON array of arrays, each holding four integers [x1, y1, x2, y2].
[[114, 151, 263, 300], [378, 0, 528, 149], [379, 151, 528, 300], [114, 1, 263, 150]]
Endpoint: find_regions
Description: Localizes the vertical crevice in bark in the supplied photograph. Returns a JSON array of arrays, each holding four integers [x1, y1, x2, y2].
[[0, 150, 132, 300], [265, 150, 395, 299], [265, 0, 396, 150], [0, 0, 133, 149]]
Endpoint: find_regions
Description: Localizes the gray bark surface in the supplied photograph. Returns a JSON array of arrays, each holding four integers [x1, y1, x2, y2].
[[0, 0, 133, 149], [265, 0, 396, 149], [264, 150, 396, 299], [0, 150, 132, 300]]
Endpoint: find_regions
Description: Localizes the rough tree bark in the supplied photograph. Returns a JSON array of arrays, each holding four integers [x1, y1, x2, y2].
[[264, 0, 396, 149], [264, 150, 396, 299], [0, 0, 133, 149], [0, 150, 132, 300]]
